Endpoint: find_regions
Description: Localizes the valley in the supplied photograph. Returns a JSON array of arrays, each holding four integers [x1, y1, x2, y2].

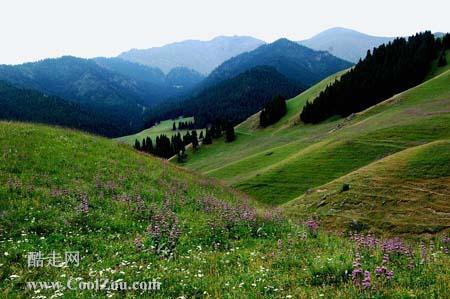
[[1, 19, 449, 298]]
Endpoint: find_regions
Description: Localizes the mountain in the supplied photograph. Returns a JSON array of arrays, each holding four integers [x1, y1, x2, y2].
[[118, 35, 265, 74], [145, 66, 302, 127], [93, 57, 167, 85], [178, 48, 450, 234], [299, 27, 394, 63], [0, 80, 117, 136], [0, 56, 171, 136], [301, 32, 447, 123], [166, 67, 205, 90], [94, 57, 204, 93], [2, 121, 446, 297], [202, 38, 352, 90]]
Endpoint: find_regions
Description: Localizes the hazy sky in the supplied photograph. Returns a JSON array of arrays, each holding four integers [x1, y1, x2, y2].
[[1, 0, 449, 64]]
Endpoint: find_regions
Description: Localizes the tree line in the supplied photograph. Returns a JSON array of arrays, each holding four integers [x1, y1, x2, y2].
[[144, 66, 302, 128], [134, 121, 235, 161], [172, 120, 195, 131], [259, 95, 287, 127], [300, 32, 450, 124]]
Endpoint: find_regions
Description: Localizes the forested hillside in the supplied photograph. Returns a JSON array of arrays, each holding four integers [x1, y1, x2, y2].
[[301, 32, 450, 123], [202, 38, 352, 89], [0, 81, 117, 136], [145, 67, 302, 127], [0, 56, 170, 136]]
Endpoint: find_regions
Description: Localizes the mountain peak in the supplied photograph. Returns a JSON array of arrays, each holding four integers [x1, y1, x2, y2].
[[299, 28, 393, 62], [119, 36, 265, 74]]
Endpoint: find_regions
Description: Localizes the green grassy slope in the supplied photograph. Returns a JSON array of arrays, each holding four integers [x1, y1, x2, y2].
[[1, 122, 449, 298], [180, 66, 450, 231], [115, 116, 205, 145], [284, 140, 450, 235]]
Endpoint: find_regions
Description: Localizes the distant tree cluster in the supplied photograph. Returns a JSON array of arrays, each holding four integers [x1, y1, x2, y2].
[[259, 95, 287, 127], [300, 32, 450, 123], [172, 120, 195, 131], [0, 80, 118, 137], [145, 67, 302, 128], [202, 120, 236, 145], [134, 131, 199, 160]]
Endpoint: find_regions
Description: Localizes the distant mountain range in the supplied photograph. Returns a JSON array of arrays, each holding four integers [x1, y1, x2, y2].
[[0, 56, 172, 136], [0, 80, 117, 136], [146, 38, 352, 127], [0, 28, 418, 138], [93, 57, 204, 93], [0, 56, 207, 136], [145, 66, 302, 127], [203, 38, 352, 89], [118, 36, 265, 74], [299, 27, 394, 63]]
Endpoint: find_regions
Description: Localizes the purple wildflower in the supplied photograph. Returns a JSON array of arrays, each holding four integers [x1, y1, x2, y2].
[[375, 266, 394, 280], [352, 253, 363, 287], [147, 207, 182, 257], [420, 241, 427, 264], [79, 193, 89, 213], [362, 271, 371, 289], [305, 219, 319, 237], [350, 233, 379, 250]]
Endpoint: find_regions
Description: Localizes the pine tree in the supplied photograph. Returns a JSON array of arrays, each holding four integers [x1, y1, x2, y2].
[[438, 51, 447, 67], [145, 137, 153, 153], [443, 33, 450, 50], [134, 139, 141, 150], [192, 130, 199, 150], [260, 95, 287, 127], [203, 129, 212, 145], [172, 122, 177, 131], [142, 138, 147, 152], [300, 31, 441, 123], [225, 124, 236, 142], [199, 131, 204, 139]]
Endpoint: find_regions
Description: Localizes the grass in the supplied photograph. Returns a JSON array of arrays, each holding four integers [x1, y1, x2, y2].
[[179, 65, 450, 233], [1, 122, 449, 298], [115, 116, 205, 145], [284, 140, 450, 235]]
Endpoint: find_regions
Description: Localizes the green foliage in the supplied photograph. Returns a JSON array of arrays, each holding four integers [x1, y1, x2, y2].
[[146, 66, 302, 127], [0, 122, 449, 298], [180, 62, 450, 233], [0, 81, 117, 136], [301, 32, 442, 123], [259, 95, 287, 127], [225, 125, 236, 143]]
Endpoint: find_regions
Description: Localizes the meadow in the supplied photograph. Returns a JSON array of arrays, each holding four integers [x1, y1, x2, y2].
[[115, 117, 205, 146], [0, 122, 449, 298], [180, 52, 450, 234]]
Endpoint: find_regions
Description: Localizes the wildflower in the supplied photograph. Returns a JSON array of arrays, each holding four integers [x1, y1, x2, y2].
[[442, 236, 449, 254], [79, 193, 89, 213], [277, 239, 283, 252], [351, 253, 363, 287], [134, 235, 143, 252], [375, 266, 394, 280], [350, 233, 379, 250], [147, 207, 181, 257], [362, 271, 371, 289], [305, 219, 319, 237], [420, 241, 427, 264]]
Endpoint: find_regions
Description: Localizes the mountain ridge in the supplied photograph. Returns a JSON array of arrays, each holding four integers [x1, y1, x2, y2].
[[299, 27, 394, 62], [119, 35, 265, 74]]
